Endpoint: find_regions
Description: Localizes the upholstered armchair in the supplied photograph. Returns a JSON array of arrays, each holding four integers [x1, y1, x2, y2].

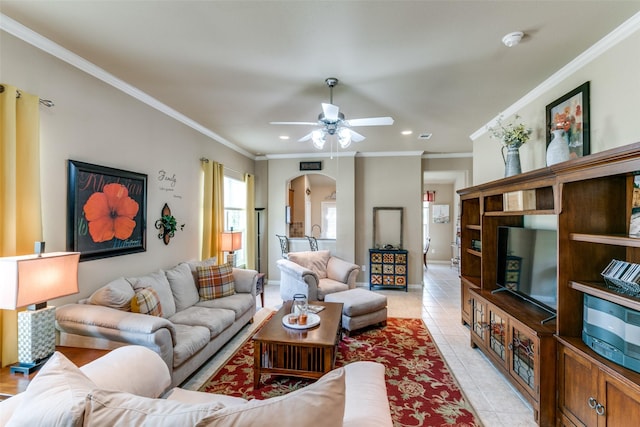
[[277, 250, 360, 301]]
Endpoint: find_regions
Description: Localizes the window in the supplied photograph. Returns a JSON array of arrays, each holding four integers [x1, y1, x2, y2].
[[321, 201, 336, 239], [224, 176, 246, 266]]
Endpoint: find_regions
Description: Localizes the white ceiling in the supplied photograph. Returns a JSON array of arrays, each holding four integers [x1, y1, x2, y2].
[[2, 1, 639, 158]]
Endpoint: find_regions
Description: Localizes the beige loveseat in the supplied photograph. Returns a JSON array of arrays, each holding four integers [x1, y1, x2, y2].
[[0, 346, 393, 426], [277, 250, 360, 301], [55, 259, 258, 388]]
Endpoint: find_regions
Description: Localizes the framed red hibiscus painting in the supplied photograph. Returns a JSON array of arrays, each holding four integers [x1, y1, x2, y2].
[[67, 160, 147, 261]]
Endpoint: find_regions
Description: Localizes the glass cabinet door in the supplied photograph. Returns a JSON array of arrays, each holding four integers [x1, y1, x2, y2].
[[471, 298, 487, 343], [488, 308, 507, 365], [509, 325, 536, 393]]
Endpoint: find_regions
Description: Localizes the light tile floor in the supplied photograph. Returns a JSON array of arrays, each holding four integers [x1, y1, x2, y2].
[[183, 263, 537, 427]]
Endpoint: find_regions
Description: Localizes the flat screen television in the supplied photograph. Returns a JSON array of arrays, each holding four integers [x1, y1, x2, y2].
[[496, 226, 558, 314]]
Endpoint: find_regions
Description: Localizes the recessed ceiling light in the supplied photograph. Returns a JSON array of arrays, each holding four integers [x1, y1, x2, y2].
[[401, 130, 413, 135], [279, 135, 290, 140]]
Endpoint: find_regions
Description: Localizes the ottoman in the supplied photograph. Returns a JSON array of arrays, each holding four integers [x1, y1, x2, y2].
[[324, 288, 387, 334]]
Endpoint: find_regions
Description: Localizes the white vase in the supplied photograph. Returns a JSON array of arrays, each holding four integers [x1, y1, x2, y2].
[[546, 129, 570, 166]]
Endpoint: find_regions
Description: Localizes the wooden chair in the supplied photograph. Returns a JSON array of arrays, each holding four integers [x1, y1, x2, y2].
[[423, 237, 431, 268]]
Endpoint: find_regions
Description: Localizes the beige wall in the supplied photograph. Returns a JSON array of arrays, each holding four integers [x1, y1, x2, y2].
[[356, 154, 423, 285], [422, 156, 473, 262], [267, 155, 356, 281], [266, 153, 425, 286], [1, 32, 255, 305], [473, 26, 640, 185]]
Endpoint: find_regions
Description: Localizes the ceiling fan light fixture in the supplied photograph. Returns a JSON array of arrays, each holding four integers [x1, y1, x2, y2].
[[311, 129, 326, 149], [338, 128, 351, 148], [271, 77, 393, 149]]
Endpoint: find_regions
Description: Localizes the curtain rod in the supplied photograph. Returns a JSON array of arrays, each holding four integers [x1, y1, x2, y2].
[[199, 157, 242, 175], [0, 86, 55, 107]]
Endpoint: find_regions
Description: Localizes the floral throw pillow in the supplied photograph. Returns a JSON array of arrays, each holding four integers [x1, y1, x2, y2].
[[196, 264, 236, 300], [131, 287, 163, 317]]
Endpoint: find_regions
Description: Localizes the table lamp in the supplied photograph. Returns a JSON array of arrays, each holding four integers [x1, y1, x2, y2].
[[0, 245, 80, 375], [220, 229, 242, 266]]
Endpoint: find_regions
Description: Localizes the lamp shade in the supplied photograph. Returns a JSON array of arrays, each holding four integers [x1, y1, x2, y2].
[[220, 231, 243, 252], [0, 252, 80, 309]]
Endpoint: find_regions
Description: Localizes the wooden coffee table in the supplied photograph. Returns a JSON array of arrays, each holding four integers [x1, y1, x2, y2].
[[252, 301, 343, 388]]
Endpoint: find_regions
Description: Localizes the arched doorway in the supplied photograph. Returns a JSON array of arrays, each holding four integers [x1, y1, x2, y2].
[[287, 173, 336, 238]]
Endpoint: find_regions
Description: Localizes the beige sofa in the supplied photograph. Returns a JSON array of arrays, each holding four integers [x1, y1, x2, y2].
[[277, 250, 360, 301], [0, 345, 393, 426], [55, 259, 258, 388]]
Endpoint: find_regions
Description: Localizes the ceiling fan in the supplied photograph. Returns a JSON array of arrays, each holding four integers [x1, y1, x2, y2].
[[270, 77, 394, 149]]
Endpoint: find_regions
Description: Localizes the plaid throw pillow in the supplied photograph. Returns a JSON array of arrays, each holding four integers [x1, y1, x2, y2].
[[131, 287, 163, 317], [196, 264, 236, 300]]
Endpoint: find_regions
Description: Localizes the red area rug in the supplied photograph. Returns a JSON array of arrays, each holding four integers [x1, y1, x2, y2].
[[199, 317, 480, 426]]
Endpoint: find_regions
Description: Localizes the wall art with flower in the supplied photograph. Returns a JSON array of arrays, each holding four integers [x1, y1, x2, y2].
[[67, 160, 147, 261], [545, 81, 590, 159]]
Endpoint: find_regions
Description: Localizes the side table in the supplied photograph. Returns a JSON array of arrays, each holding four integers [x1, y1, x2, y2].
[[0, 346, 109, 400], [256, 272, 266, 307]]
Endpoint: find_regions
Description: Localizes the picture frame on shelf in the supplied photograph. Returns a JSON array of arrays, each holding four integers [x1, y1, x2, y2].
[[67, 160, 147, 261], [545, 81, 590, 160]]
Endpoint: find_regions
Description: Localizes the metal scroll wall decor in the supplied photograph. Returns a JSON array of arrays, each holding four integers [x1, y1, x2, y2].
[[155, 203, 184, 245]]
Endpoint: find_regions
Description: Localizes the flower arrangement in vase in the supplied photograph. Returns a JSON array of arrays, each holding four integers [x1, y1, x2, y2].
[[487, 115, 532, 148], [487, 115, 532, 177]]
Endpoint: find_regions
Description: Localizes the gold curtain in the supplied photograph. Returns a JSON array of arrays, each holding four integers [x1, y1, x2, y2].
[[244, 173, 256, 270], [201, 160, 225, 262], [0, 84, 43, 367]]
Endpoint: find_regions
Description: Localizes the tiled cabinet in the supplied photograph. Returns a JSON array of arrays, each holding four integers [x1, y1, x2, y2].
[[369, 249, 408, 291]]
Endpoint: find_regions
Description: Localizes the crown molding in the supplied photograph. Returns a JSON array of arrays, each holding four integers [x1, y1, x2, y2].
[[357, 151, 424, 158], [470, 12, 640, 141], [422, 152, 473, 159], [0, 13, 255, 159], [256, 150, 452, 161], [263, 151, 357, 160]]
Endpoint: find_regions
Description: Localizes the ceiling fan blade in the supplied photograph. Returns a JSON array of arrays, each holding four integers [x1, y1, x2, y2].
[[270, 121, 319, 126], [346, 117, 394, 127], [348, 129, 366, 142], [322, 103, 340, 121], [298, 132, 314, 142]]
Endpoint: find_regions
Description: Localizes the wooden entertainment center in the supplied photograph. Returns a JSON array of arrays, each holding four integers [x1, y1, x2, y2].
[[458, 142, 640, 426]]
